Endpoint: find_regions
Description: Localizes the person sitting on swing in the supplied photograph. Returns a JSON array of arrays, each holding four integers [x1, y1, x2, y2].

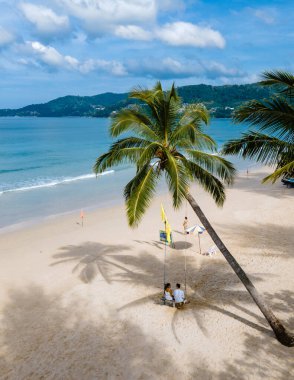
[[164, 283, 174, 302], [173, 283, 189, 308]]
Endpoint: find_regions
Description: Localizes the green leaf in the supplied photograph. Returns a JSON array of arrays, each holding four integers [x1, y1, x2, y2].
[[124, 164, 159, 227], [110, 109, 159, 140], [93, 137, 149, 173], [262, 161, 294, 183], [222, 131, 294, 167], [136, 142, 162, 169], [186, 149, 236, 185], [260, 70, 294, 98], [182, 160, 226, 206], [233, 98, 294, 141], [180, 103, 210, 126], [163, 150, 189, 208]]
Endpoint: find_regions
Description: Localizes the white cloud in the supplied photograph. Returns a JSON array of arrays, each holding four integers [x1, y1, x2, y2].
[[127, 57, 199, 78], [20, 40, 127, 76], [79, 59, 127, 75], [17, 1, 224, 50], [113, 21, 225, 49], [157, 22, 225, 48], [253, 8, 276, 25], [126, 57, 244, 80], [20, 3, 69, 35], [0, 26, 14, 46], [29, 41, 76, 68], [156, 0, 186, 12], [204, 61, 243, 79], [59, 0, 156, 33], [114, 25, 152, 41]]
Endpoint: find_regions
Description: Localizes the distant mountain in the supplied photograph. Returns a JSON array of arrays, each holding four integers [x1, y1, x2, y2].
[[0, 83, 272, 118]]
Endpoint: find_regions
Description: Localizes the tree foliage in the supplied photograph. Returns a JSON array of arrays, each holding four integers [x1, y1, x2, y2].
[[222, 70, 294, 182], [94, 82, 235, 226]]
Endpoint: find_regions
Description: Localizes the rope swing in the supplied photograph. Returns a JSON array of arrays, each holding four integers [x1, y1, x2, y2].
[[184, 199, 188, 293]]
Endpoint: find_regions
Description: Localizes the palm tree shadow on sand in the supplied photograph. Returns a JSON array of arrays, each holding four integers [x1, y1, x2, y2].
[[0, 285, 183, 379], [50, 241, 293, 373], [51, 242, 133, 283], [3, 284, 282, 379], [106, 248, 279, 343]]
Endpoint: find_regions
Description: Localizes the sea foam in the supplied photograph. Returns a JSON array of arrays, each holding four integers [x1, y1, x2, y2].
[[0, 170, 114, 195]]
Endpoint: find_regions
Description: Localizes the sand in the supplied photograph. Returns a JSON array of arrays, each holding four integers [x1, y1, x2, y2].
[[0, 167, 293, 380]]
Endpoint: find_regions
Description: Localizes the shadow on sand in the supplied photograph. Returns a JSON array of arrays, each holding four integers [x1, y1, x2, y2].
[[232, 171, 294, 199], [0, 285, 180, 379], [1, 281, 292, 378], [50, 242, 294, 347]]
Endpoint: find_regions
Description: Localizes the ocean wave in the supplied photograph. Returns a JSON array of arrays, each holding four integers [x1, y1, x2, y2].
[[0, 170, 114, 195], [0, 165, 43, 174]]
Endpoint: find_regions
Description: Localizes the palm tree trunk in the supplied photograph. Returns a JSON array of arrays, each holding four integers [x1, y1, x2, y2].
[[185, 192, 294, 347]]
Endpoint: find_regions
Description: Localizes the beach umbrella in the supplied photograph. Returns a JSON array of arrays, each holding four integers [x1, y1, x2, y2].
[[185, 224, 205, 254], [185, 224, 197, 234]]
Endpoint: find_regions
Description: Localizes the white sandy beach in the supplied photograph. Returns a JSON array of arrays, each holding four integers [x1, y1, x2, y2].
[[0, 167, 293, 380]]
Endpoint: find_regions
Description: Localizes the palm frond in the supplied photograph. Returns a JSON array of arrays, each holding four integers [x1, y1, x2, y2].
[[260, 70, 294, 98], [153, 85, 181, 142], [182, 160, 226, 206], [110, 109, 159, 140], [166, 97, 182, 135], [233, 98, 294, 141], [129, 86, 161, 126], [180, 103, 210, 126], [136, 142, 162, 169], [262, 160, 294, 183], [163, 150, 189, 208], [170, 122, 200, 145], [186, 150, 236, 185], [222, 131, 293, 167], [171, 125, 217, 150], [124, 164, 159, 227], [168, 82, 179, 103], [154, 81, 163, 93], [93, 137, 149, 173]]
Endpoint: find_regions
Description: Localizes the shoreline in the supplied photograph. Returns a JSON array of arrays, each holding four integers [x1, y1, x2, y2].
[[0, 163, 261, 234]]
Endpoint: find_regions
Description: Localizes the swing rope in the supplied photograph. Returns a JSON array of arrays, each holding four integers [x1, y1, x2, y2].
[[163, 221, 167, 295], [184, 199, 188, 293]]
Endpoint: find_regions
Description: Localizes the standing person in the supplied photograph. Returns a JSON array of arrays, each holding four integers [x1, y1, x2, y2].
[[183, 216, 188, 233], [173, 283, 188, 308]]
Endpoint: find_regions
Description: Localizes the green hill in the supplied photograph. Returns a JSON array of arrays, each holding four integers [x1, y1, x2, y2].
[[0, 83, 272, 118]]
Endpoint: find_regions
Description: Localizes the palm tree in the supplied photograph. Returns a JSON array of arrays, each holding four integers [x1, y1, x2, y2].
[[94, 82, 293, 346], [222, 70, 294, 183]]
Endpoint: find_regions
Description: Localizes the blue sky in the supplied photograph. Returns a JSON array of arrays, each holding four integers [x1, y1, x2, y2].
[[0, 0, 293, 108]]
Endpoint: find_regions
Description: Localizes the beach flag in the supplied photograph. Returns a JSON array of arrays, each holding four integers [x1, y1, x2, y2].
[[166, 222, 171, 244], [161, 204, 167, 223], [160, 204, 171, 244], [80, 209, 84, 227]]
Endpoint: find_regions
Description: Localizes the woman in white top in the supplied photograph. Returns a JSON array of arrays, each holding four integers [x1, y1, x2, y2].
[[164, 283, 173, 301]]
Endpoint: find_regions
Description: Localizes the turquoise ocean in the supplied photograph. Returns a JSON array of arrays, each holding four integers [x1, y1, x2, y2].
[[0, 117, 252, 230]]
